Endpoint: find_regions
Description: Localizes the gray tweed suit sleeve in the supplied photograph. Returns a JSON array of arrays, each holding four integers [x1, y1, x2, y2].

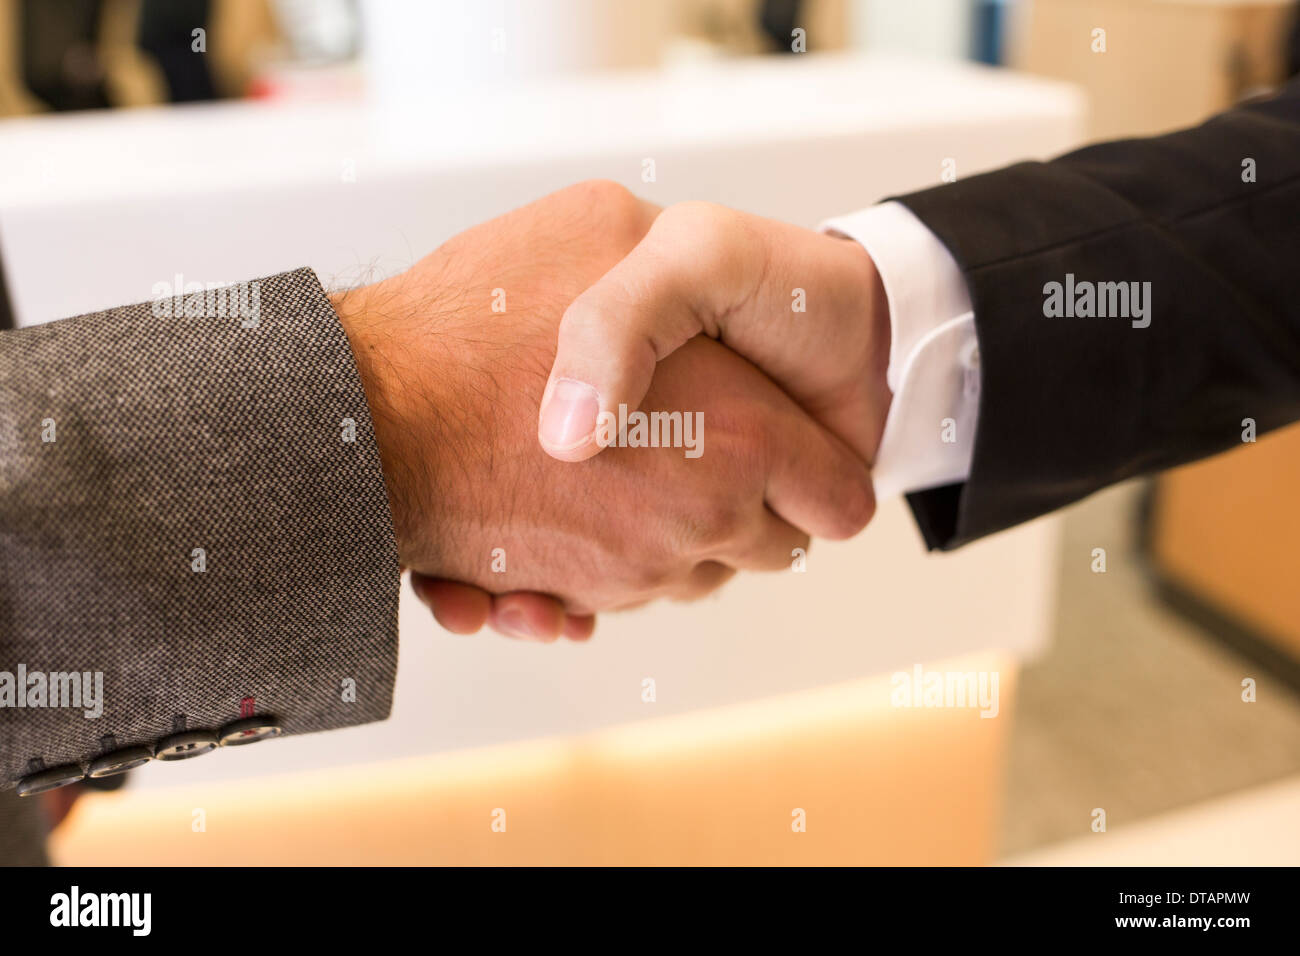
[[0, 268, 400, 793]]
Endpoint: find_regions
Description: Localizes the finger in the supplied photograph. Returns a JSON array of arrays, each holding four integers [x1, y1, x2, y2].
[[410, 575, 491, 634], [670, 559, 737, 602], [762, 400, 877, 542], [538, 202, 762, 461], [650, 337, 875, 544], [490, 591, 567, 643], [563, 613, 596, 641], [711, 509, 811, 573], [411, 575, 596, 642]]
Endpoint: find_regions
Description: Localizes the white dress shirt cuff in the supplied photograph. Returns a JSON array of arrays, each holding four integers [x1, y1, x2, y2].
[[820, 201, 980, 500]]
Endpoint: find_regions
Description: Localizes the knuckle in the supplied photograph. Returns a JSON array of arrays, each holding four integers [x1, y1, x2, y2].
[[628, 561, 673, 595], [652, 202, 754, 303], [677, 561, 735, 601], [689, 498, 745, 550], [572, 179, 643, 231], [594, 178, 633, 200], [571, 178, 633, 204]]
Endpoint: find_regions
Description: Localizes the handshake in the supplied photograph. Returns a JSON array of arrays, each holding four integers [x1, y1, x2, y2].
[[334, 181, 894, 642]]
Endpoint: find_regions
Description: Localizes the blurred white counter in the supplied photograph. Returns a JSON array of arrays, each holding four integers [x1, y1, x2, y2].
[[0, 53, 1084, 787], [0, 52, 1084, 323]]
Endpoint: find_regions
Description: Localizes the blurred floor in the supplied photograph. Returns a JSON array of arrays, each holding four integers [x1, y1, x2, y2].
[[999, 481, 1300, 859], [1004, 772, 1300, 866]]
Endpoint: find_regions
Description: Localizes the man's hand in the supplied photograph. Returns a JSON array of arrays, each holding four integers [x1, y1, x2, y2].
[[331, 183, 875, 641], [537, 202, 893, 469]]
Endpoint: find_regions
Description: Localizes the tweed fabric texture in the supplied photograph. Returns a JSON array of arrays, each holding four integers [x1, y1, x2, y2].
[[0, 268, 400, 794]]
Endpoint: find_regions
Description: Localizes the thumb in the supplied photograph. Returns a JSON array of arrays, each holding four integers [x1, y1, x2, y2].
[[538, 203, 761, 461]]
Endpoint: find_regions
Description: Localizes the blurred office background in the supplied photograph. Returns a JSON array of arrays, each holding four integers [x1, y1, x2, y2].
[[2, 0, 1300, 865], [3, 0, 1296, 117]]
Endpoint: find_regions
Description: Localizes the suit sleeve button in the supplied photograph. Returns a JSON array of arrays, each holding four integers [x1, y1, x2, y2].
[[155, 730, 219, 761], [87, 746, 154, 778], [16, 764, 85, 796], [218, 717, 284, 746]]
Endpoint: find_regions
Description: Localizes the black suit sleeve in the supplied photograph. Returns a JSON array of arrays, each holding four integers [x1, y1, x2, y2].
[[893, 78, 1300, 550]]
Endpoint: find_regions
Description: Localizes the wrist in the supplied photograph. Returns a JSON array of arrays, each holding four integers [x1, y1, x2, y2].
[[330, 280, 432, 565], [835, 236, 894, 460], [848, 238, 891, 379]]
